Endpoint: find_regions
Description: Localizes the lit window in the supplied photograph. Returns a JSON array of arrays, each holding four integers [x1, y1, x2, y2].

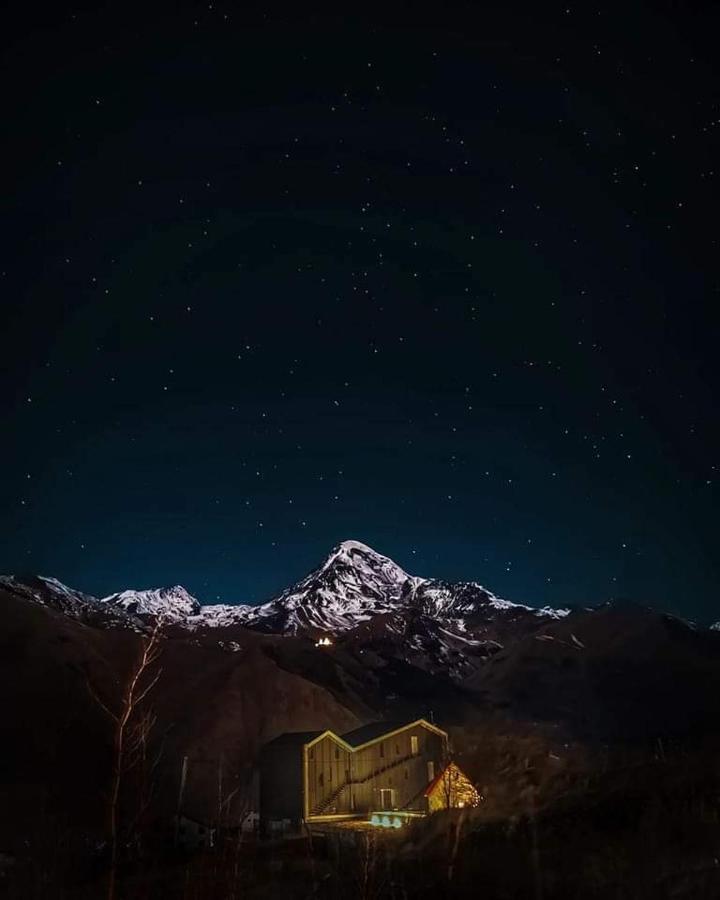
[[411, 735, 419, 755]]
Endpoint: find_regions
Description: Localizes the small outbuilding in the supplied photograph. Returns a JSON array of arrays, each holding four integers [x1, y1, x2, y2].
[[424, 761, 481, 812]]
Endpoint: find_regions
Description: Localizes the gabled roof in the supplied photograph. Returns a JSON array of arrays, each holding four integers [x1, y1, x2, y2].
[[268, 718, 447, 756], [342, 718, 447, 750], [341, 721, 408, 746], [304, 729, 354, 751]]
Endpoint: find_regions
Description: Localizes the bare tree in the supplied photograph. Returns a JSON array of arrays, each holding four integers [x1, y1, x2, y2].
[[86, 620, 164, 900], [438, 742, 457, 810], [125, 706, 166, 843], [441, 764, 455, 810]]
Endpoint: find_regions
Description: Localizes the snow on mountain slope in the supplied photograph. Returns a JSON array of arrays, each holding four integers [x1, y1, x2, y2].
[[1, 540, 573, 642], [0, 575, 141, 629], [101, 585, 202, 622], [190, 603, 255, 628], [238, 540, 422, 634], [411, 579, 570, 621], [209, 540, 570, 639], [0, 574, 98, 613]]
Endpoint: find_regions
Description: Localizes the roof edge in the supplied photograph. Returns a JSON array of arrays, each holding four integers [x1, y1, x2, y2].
[[351, 718, 447, 751], [303, 719, 448, 755], [303, 729, 354, 752]]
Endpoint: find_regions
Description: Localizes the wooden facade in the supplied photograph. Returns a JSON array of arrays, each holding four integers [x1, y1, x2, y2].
[[260, 719, 455, 830]]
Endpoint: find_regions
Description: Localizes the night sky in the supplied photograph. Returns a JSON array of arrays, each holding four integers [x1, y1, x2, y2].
[[2, 2, 718, 620]]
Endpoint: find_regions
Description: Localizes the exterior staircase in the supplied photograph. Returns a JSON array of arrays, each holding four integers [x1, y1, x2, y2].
[[310, 752, 416, 816], [400, 783, 428, 811], [311, 780, 348, 816]]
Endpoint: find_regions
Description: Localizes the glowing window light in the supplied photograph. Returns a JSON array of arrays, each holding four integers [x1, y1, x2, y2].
[[370, 812, 406, 828]]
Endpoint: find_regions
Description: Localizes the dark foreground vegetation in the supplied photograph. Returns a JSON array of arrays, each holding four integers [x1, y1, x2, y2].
[[4, 747, 720, 900]]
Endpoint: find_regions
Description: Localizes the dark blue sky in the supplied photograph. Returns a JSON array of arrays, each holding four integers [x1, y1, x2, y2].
[[2, 1, 718, 620]]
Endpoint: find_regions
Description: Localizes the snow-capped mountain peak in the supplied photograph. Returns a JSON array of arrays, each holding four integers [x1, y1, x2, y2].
[[318, 539, 414, 592], [0, 574, 147, 630], [243, 539, 420, 634], [101, 585, 201, 621], [0, 574, 98, 612]]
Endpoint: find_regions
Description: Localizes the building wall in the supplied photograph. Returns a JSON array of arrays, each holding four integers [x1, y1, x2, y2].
[[259, 739, 304, 827], [305, 722, 448, 818], [305, 733, 353, 816], [350, 723, 446, 812]]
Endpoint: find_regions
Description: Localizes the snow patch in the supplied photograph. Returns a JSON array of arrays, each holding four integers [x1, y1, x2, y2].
[[101, 585, 201, 621]]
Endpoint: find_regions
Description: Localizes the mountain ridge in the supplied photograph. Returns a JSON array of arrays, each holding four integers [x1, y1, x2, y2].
[[3, 539, 716, 640], [6, 539, 717, 691], [0, 539, 572, 637]]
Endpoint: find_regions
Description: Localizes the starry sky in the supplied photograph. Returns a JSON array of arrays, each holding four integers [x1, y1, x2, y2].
[[2, 1, 718, 620]]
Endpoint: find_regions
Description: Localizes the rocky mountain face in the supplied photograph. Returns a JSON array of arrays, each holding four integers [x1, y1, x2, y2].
[[233, 539, 420, 633], [102, 585, 203, 622], [0, 574, 144, 630]]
